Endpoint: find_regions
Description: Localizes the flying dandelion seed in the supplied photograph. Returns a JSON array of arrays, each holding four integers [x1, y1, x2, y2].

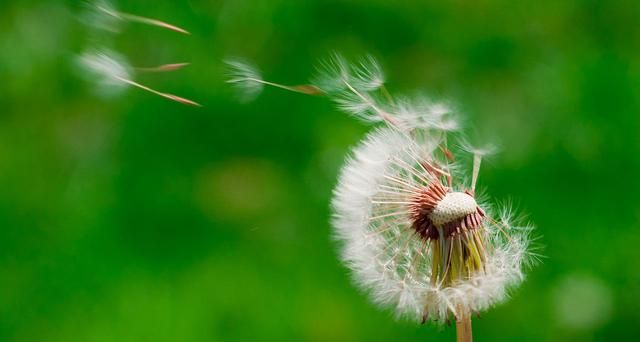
[[78, 49, 200, 106], [85, 0, 190, 34], [226, 54, 539, 341], [225, 58, 322, 102]]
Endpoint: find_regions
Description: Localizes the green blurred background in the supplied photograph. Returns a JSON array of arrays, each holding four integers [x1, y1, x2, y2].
[[1, 0, 639, 341]]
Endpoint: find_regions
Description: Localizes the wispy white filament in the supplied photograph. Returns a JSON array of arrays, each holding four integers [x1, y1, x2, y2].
[[78, 49, 132, 90], [313, 54, 394, 124], [394, 97, 459, 132], [225, 58, 265, 102]]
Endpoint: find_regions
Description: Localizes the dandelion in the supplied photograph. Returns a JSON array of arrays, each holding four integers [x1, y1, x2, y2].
[[226, 55, 538, 341], [332, 128, 535, 330]]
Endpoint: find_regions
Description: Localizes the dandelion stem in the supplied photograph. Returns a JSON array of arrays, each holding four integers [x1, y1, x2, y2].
[[455, 310, 473, 342]]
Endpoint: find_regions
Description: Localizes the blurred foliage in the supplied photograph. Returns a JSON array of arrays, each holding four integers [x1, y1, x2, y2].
[[1, 0, 640, 341]]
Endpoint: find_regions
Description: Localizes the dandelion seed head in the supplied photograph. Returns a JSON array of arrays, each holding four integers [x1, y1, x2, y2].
[[225, 58, 264, 102], [332, 128, 533, 322]]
